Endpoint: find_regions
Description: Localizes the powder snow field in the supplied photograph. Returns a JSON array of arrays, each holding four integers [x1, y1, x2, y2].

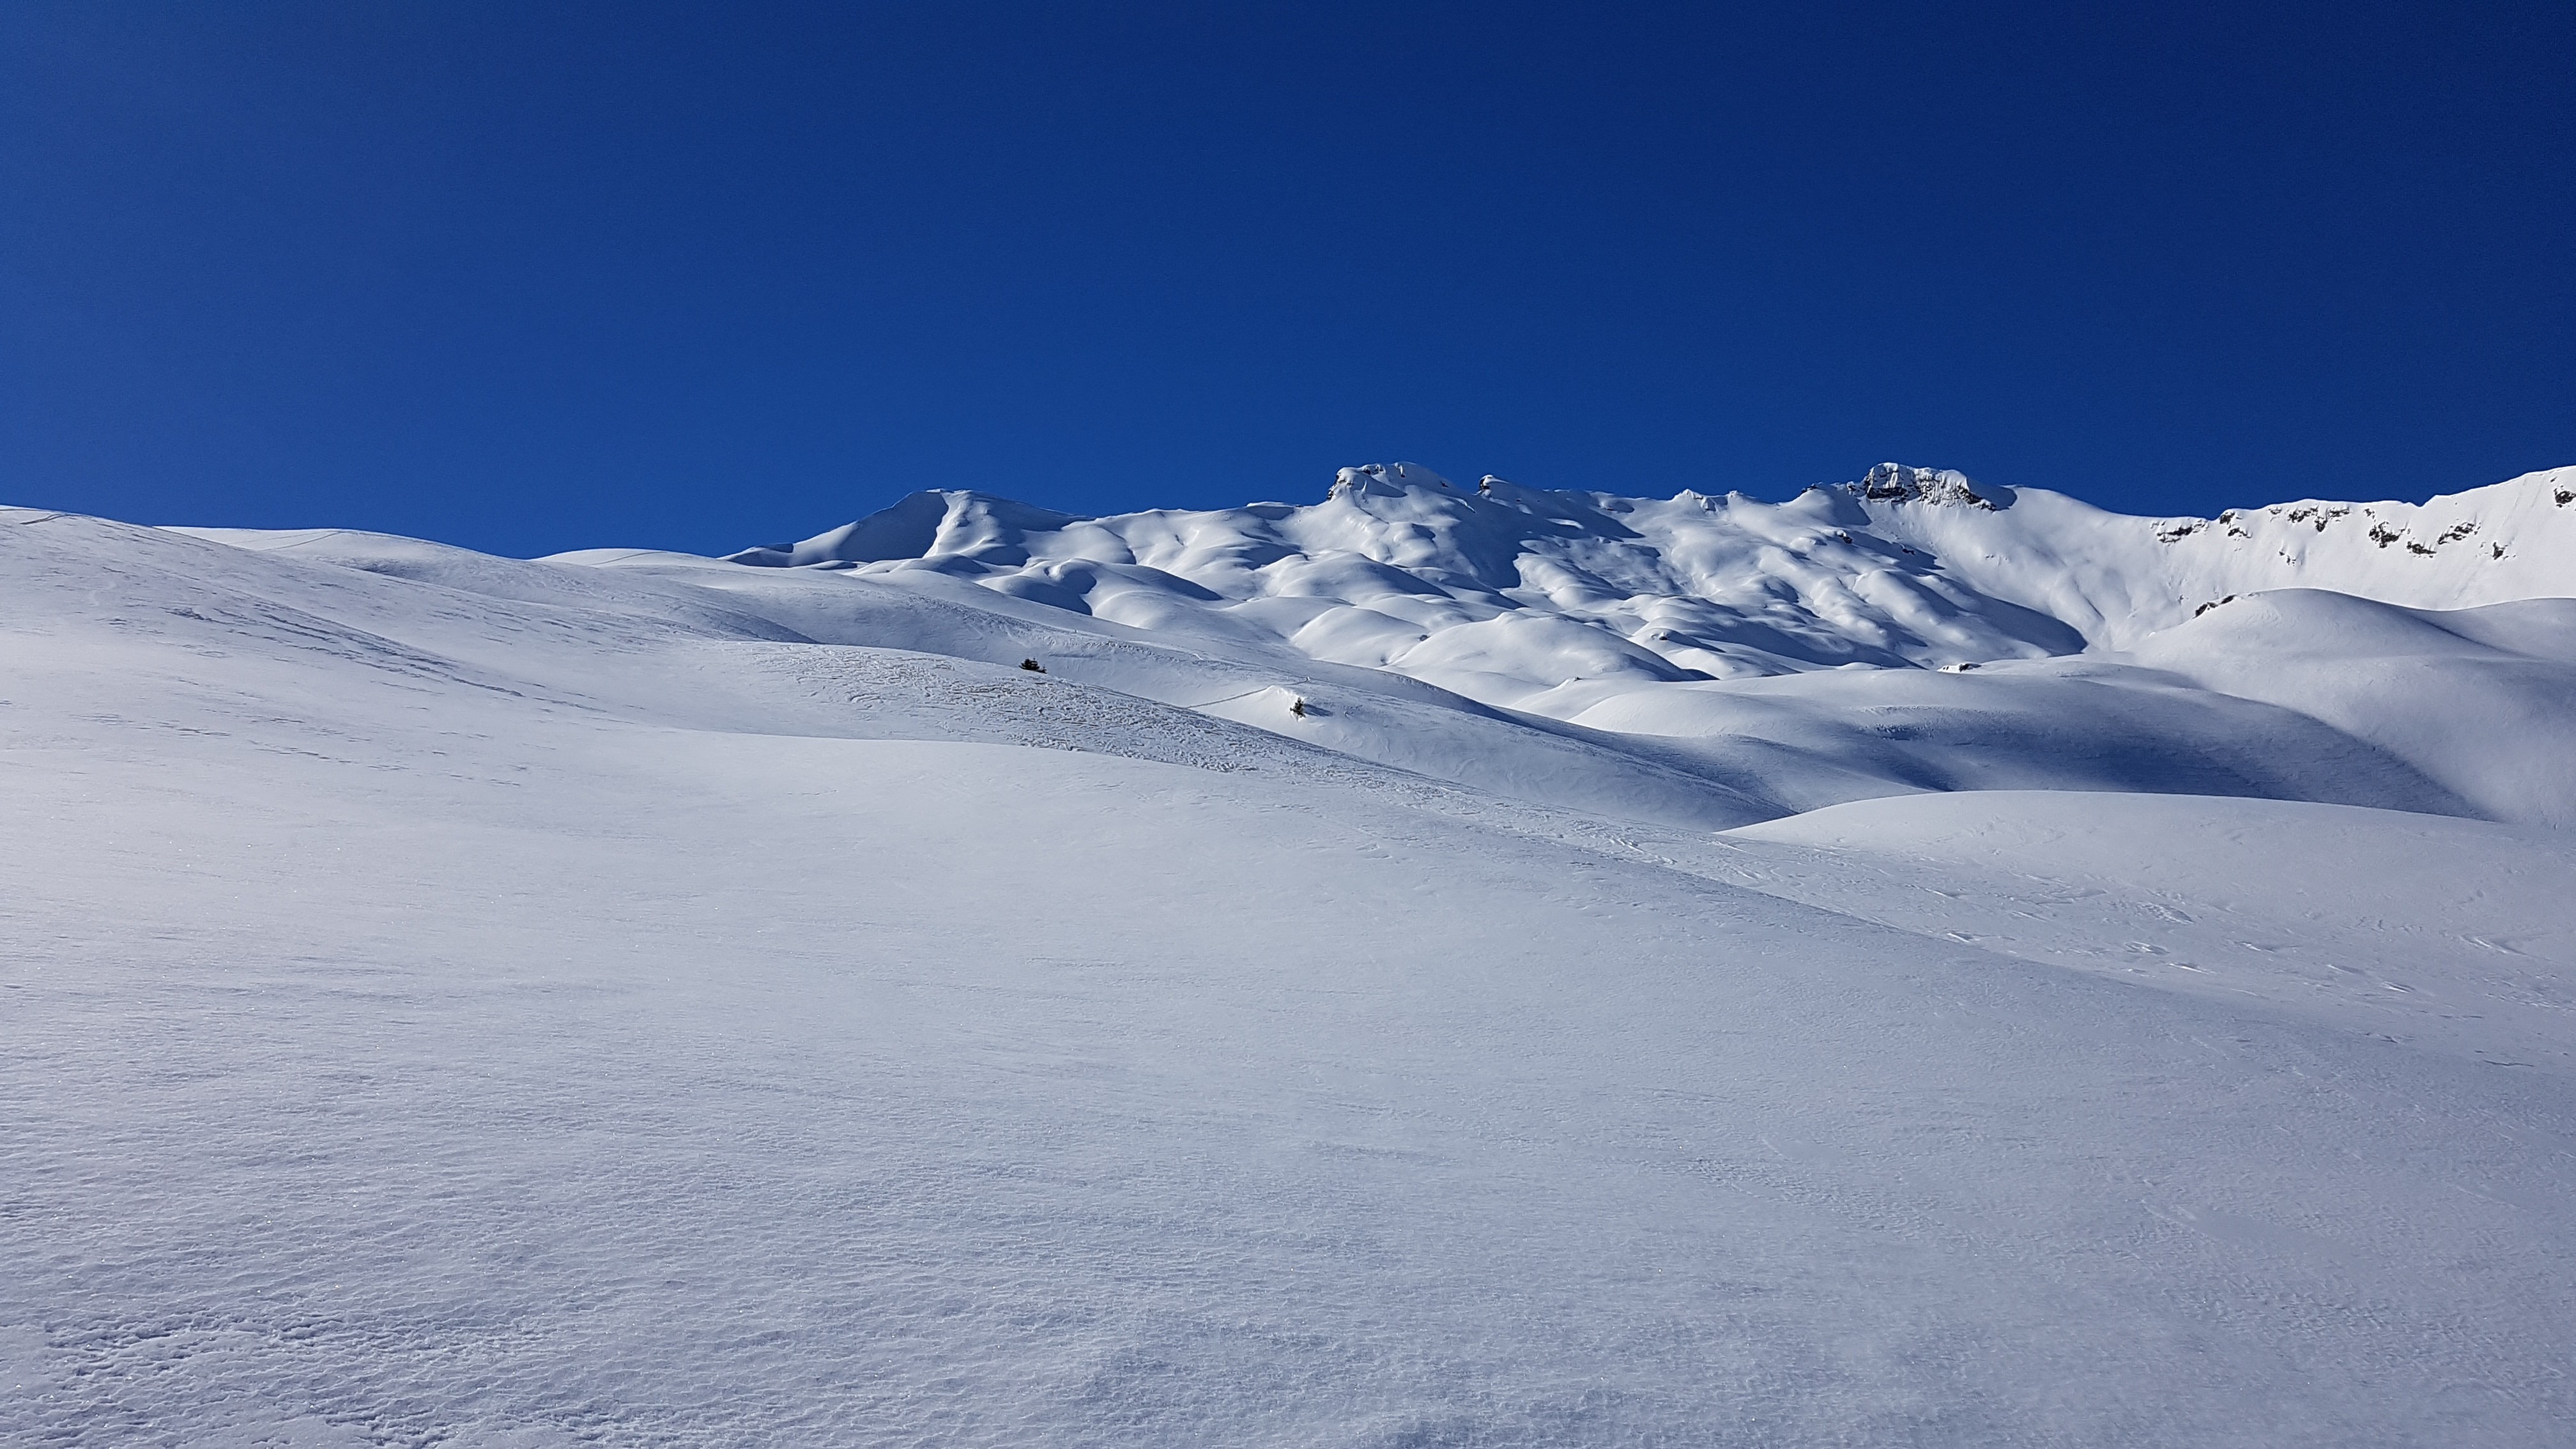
[[3, 464, 2574, 1446]]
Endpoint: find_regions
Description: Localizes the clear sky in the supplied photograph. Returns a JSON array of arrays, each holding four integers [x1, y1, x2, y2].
[[5, 2, 2570, 558]]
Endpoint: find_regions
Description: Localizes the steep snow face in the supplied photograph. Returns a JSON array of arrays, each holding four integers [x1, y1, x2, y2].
[[726, 461, 2576, 700]]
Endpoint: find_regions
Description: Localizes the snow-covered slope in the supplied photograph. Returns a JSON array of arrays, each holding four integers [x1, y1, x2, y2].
[[727, 459, 2576, 677], [707, 460, 2576, 825], [4, 464, 2575, 1445], [1719, 789, 2576, 1070]]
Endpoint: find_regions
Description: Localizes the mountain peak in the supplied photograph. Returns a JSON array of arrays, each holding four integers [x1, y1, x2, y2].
[[1850, 463, 2000, 509], [723, 489, 1081, 568], [1327, 463, 1460, 500]]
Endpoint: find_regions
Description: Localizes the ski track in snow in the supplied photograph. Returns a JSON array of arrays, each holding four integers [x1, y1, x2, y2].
[[3, 468, 2575, 1446]]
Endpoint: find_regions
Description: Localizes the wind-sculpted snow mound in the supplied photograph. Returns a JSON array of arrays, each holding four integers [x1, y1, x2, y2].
[[2130, 591, 2576, 827]]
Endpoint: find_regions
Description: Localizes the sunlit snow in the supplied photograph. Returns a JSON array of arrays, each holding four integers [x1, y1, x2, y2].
[[4, 461, 2573, 1445]]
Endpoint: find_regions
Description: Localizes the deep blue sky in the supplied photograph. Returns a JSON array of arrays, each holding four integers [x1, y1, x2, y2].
[[5, 2, 2570, 557]]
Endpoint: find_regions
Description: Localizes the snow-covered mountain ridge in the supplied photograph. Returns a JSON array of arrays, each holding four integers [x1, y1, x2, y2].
[[725, 461, 2576, 691], [9, 468, 2576, 1443], [689, 461, 2576, 827]]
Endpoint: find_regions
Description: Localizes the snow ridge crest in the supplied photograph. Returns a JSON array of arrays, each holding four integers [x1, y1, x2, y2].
[[1850, 463, 2000, 509], [717, 460, 2576, 695]]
